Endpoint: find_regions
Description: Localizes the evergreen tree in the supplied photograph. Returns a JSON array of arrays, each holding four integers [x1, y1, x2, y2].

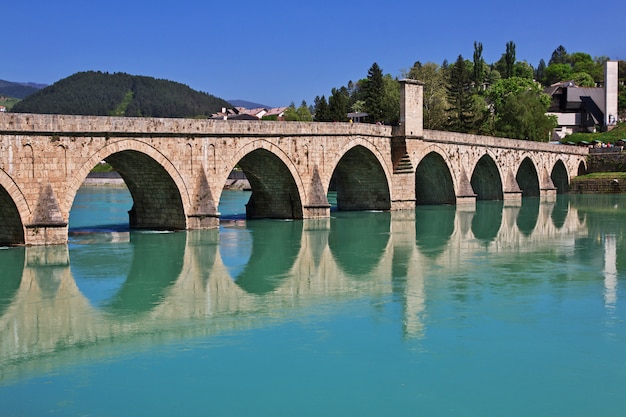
[[549, 45, 568, 66], [446, 55, 475, 132], [328, 87, 349, 121], [313, 95, 331, 122], [535, 59, 546, 83], [363, 62, 385, 123]]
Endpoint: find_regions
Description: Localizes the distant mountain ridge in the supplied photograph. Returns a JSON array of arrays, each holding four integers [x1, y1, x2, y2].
[[11, 71, 231, 118], [0, 80, 46, 99]]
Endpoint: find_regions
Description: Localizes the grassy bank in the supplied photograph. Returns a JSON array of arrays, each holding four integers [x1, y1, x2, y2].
[[565, 122, 626, 144]]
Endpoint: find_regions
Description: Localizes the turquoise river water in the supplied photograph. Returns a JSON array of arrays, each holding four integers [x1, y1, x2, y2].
[[1, 186, 625, 416]]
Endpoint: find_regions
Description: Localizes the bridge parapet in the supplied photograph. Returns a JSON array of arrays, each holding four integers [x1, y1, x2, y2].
[[0, 113, 392, 138]]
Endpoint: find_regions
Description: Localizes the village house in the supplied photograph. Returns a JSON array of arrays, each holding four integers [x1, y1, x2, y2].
[[546, 60, 619, 140], [211, 106, 287, 120]]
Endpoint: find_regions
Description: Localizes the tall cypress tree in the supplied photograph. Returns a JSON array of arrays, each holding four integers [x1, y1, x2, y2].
[[473, 41, 484, 90], [504, 41, 516, 79]]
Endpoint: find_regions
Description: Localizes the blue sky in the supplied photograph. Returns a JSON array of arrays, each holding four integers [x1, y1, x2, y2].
[[4, 0, 625, 107]]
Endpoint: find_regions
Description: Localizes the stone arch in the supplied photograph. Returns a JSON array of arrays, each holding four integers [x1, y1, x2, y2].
[[515, 156, 540, 197], [470, 153, 504, 200], [328, 139, 392, 211], [551, 159, 570, 194], [223, 140, 306, 219], [577, 159, 587, 176], [66, 140, 189, 230], [0, 170, 29, 245], [414, 149, 456, 205]]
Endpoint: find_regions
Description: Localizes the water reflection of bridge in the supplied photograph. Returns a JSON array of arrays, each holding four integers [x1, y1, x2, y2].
[[0, 199, 604, 381]]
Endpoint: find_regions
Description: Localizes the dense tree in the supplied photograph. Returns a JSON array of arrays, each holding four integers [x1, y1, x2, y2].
[[513, 61, 534, 80], [283, 102, 299, 121], [535, 59, 546, 83], [485, 77, 554, 141], [571, 72, 596, 87], [363, 62, 385, 123], [297, 100, 313, 121], [446, 55, 476, 132], [313, 95, 331, 122], [549, 45, 569, 66], [381, 75, 400, 125], [495, 90, 556, 141], [328, 87, 349, 122], [542, 63, 573, 85], [405, 61, 449, 130]]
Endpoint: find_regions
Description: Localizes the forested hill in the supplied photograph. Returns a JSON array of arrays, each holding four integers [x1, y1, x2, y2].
[[11, 71, 231, 118]]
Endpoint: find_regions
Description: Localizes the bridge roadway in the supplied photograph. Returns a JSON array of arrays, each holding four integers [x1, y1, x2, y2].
[[0, 200, 597, 382], [0, 80, 588, 245]]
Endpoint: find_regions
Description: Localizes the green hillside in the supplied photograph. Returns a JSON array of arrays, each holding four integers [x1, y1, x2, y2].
[[11, 71, 231, 118]]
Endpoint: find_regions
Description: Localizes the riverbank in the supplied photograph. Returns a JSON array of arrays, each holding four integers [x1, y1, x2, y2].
[[570, 172, 626, 194]]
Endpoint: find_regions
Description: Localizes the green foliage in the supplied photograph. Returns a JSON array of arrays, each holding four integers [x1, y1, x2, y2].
[[485, 77, 554, 141], [90, 162, 114, 173], [110, 90, 134, 116], [11, 71, 231, 118], [447, 55, 477, 132], [313, 95, 331, 121], [494, 90, 556, 141], [309, 41, 624, 135], [543, 63, 573, 85], [549, 45, 569, 65], [504, 41, 516, 79], [381, 75, 400, 125], [297, 100, 313, 121], [571, 72, 596, 87], [363, 62, 385, 123], [329, 87, 349, 122], [513, 61, 534, 80], [405, 61, 449, 130], [284, 101, 313, 121], [473, 41, 484, 89]]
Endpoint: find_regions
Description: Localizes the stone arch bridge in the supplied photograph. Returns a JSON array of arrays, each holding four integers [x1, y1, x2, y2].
[[0, 81, 588, 245]]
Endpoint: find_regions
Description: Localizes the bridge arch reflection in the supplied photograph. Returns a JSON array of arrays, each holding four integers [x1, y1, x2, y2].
[[0, 197, 607, 384]]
